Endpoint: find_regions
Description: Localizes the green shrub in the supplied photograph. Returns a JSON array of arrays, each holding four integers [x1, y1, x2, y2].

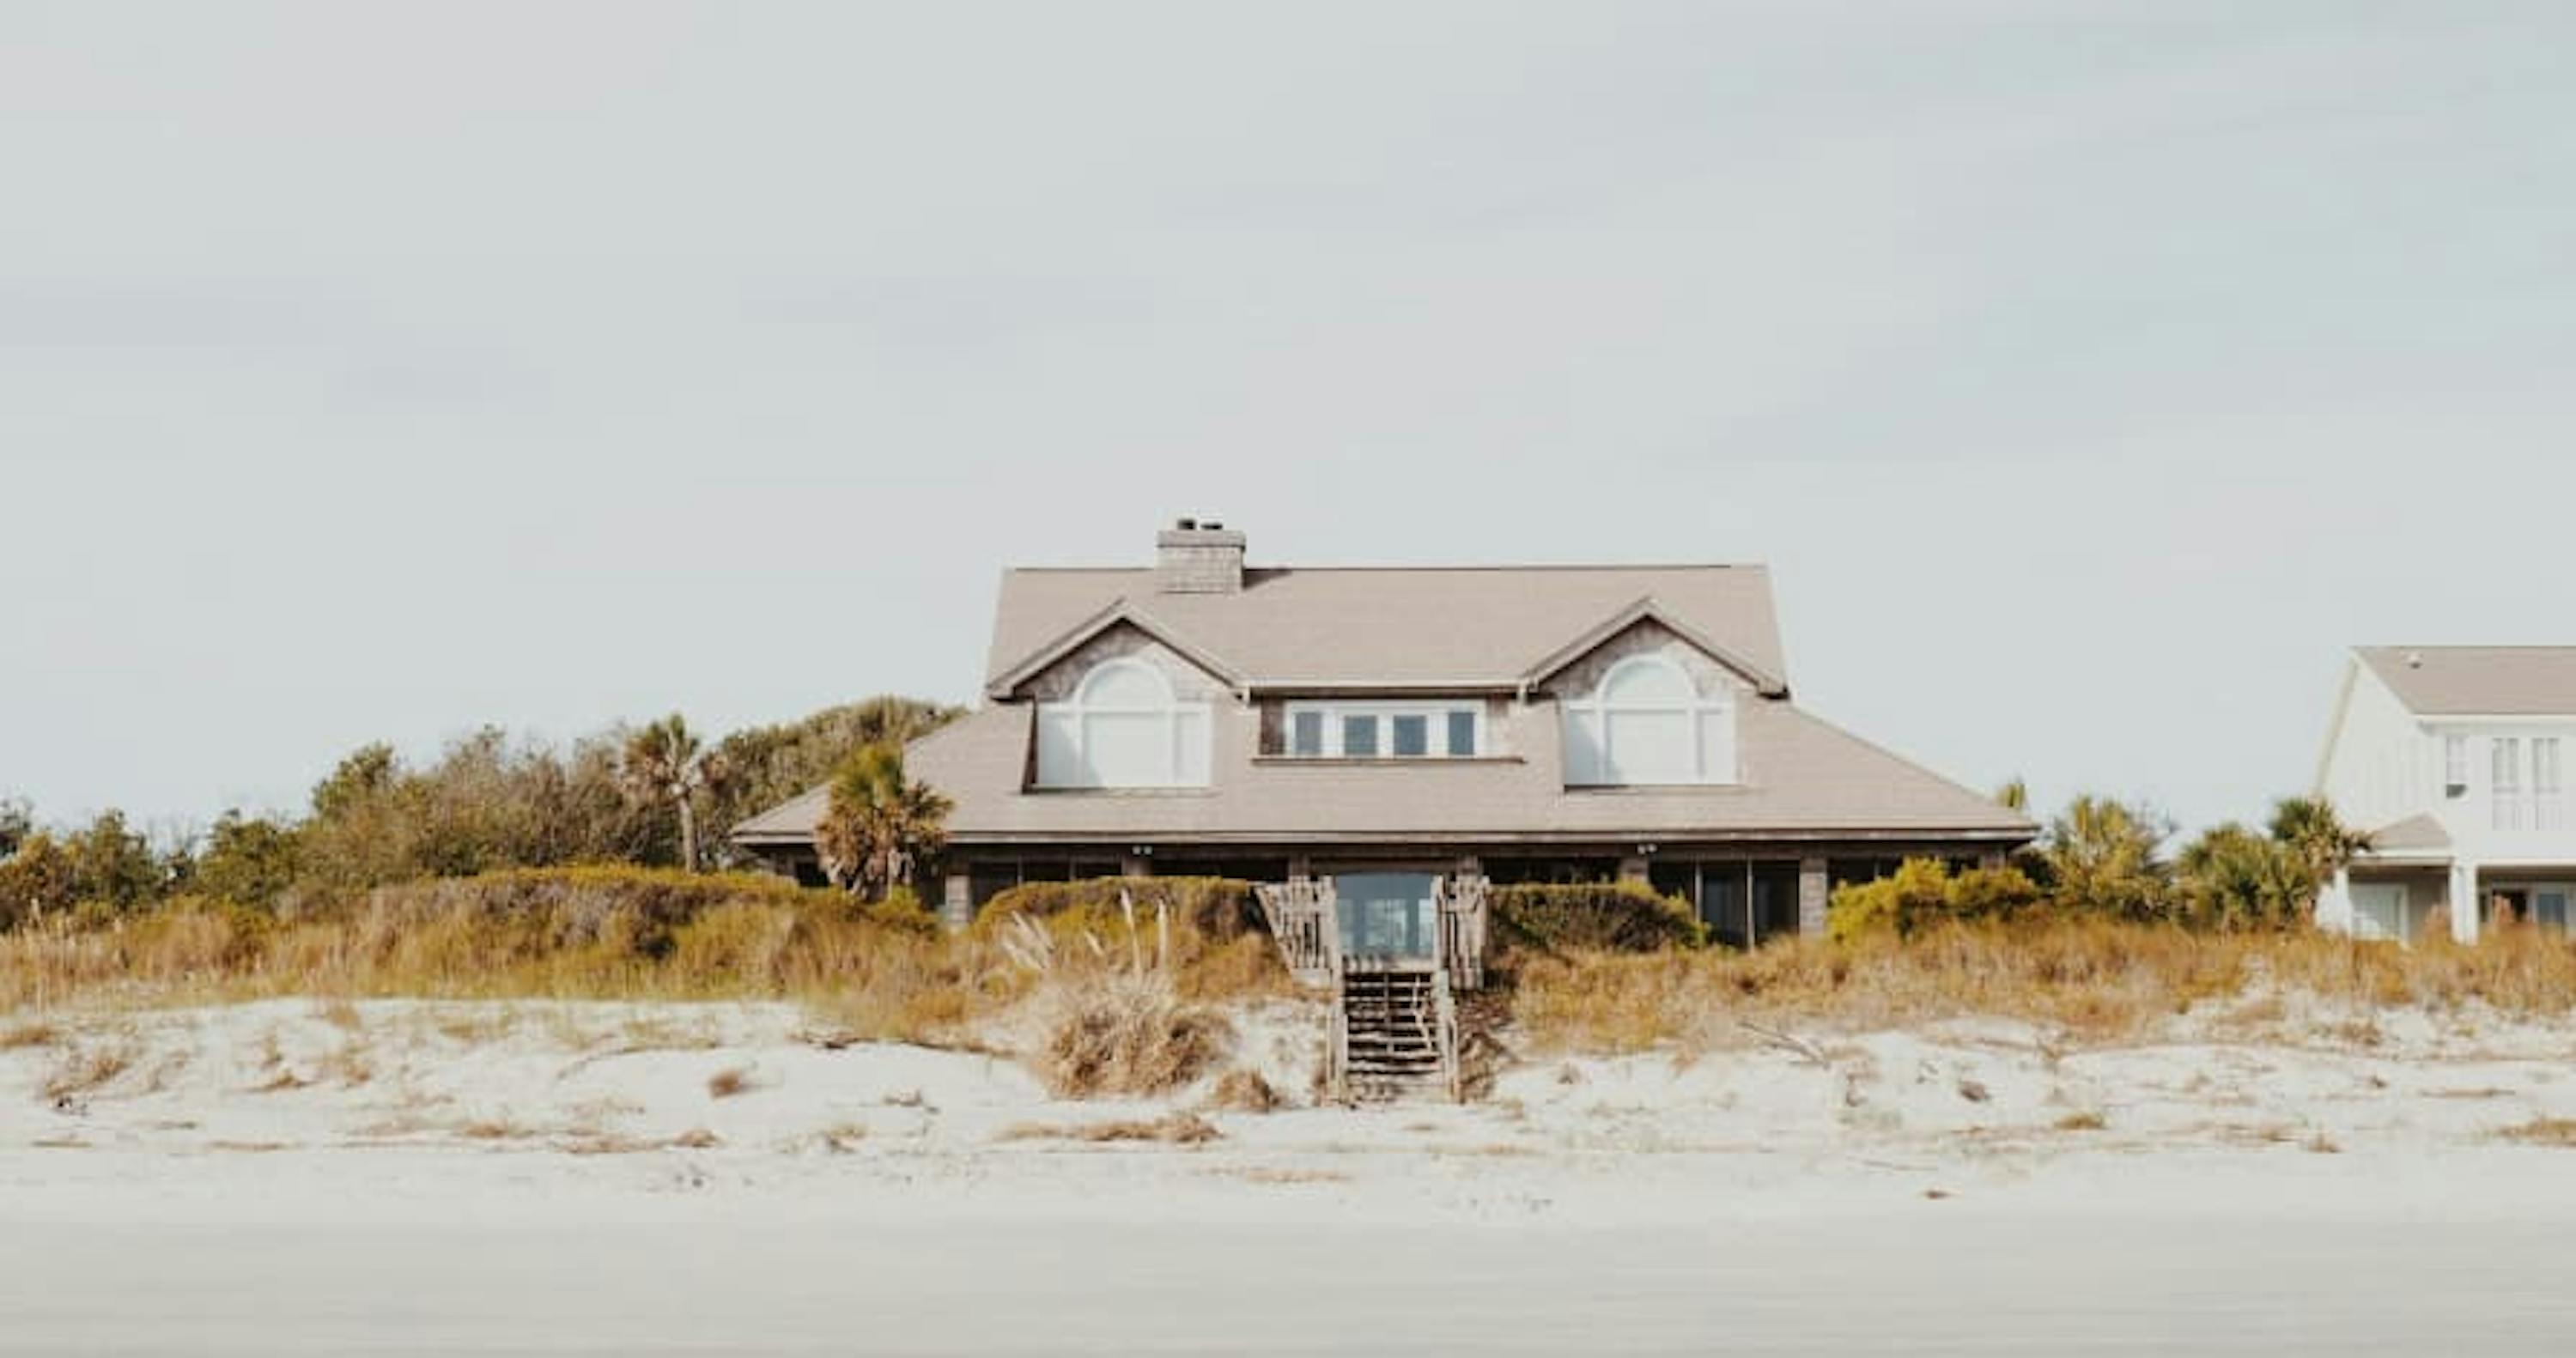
[[190, 812, 303, 910], [1492, 882, 1704, 954], [972, 876, 1263, 943], [1826, 858, 2044, 943]]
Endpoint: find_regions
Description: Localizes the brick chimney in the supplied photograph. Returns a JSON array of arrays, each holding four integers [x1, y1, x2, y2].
[[1155, 517, 1245, 594]]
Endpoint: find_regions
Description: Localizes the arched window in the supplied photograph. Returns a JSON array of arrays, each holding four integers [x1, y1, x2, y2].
[[1035, 658, 1212, 788], [1560, 654, 1735, 785]]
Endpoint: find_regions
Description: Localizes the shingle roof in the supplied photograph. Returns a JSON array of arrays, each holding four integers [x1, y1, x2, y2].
[[983, 565, 1788, 695], [2357, 646, 2576, 716], [734, 694, 2032, 846], [2363, 812, 2451, 854]]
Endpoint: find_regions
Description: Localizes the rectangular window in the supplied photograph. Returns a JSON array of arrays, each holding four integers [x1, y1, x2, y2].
[[2350, 883, 2409, 943], [1282, 700, 1485, 759], [2445, 736, 2469, 798], [2537, 887, 2571, 933], [2495, 738, 2524, 832], [2538, 739, 2566, 832], [1291, 710, 1324, 757]]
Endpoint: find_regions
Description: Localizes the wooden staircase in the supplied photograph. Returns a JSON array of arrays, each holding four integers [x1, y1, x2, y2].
[[1257, 875, 1485, 1104], [1334, 962, 1458, 1101]]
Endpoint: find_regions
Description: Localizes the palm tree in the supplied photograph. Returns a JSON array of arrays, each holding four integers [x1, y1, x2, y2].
[[2177, 822, 2314, 931], [619, 715, 727, 871], [2265, 796, 2372, 883], [2040, 795, 2174, 920], [815, 743, 952, 900], [0, 797, 29, 859]]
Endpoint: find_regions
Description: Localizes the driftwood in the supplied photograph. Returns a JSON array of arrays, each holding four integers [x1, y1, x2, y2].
[[1737, 1018, 1831, 1066]]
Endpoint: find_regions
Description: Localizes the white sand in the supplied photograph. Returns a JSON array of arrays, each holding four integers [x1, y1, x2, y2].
[[9, 997, 2576, 1351]]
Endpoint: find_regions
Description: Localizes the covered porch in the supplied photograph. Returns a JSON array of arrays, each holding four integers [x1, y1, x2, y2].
[[2324, 858, 2576, 944], [932, 837, 2020, 946]]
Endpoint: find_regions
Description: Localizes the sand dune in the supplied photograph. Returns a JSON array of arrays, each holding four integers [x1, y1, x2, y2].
[[9, 997, 2576, 1351]]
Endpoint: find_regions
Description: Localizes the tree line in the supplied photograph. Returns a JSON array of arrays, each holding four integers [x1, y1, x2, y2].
[[0, 695, 958, 930], [1829, 788, 2374, 938], [1, 705, 2375, 941]]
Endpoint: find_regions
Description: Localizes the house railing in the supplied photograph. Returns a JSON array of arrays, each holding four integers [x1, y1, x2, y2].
[[1254, 877, 1340, 988], [1257, 873, 1486, 994]]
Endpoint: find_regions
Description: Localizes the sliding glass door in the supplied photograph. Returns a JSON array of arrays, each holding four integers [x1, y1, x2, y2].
[[1334, 872, 1437, 958]]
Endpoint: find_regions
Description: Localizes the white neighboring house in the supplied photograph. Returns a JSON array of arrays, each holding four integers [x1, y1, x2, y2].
[[2313, 647, 2576, 943]]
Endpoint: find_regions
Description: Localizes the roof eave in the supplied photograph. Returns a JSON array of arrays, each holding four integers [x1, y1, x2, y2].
[[983, 597, 1245, 700], [931, 825, 2037, 847], [1520, 596, 1790, 699]]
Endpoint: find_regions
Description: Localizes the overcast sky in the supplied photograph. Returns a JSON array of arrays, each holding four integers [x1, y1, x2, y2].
[[4, 2, 2572, 842]]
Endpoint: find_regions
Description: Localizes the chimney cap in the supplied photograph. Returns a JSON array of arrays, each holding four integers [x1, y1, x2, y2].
[[1154, 518, 1246, 592]]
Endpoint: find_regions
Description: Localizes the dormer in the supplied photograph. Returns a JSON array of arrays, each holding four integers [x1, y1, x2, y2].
[[1524, 600, 1783, 789]]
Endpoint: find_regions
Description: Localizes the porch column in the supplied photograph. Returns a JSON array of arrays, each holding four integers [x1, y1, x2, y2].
[[940, 871, 973, 933], [2450, 860, 2481, 944], [1619, 854, 1651, 885], [2317, 865, 2353, 933], [1797, 857, 1829, 938]]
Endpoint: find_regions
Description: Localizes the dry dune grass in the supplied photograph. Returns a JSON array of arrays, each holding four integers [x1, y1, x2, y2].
[[0, 870, 951, 1019], [2497, 1116, 2576, 1148], [995, 906, 1236, 1100], [1, 872, 1283, 1114], [1030, 972, 1230, 1099], [1204, 1068, 1281, 1113], [999, 1112, 1223, 1145], [1512, 919, 2576, 1054], [28, 870, 2576, 1080], [0, 1021, 61, 1050], [41, 1043, 137, 1101], [0, 870, 1291, 1058]]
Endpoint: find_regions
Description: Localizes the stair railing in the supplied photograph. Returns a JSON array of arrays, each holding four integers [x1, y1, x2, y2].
[[1255, 877, 1340, 989], [1432, 964, 1462, 1103], [1434, 874, 1490, 992], [1327, 951, 1350, 1104]]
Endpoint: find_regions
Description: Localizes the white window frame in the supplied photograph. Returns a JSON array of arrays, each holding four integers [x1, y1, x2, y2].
[[1035, 658, 1211, 788], [1289, 708, 1326, 758], [1280, 700, 1484, 759], [2534, 883, 2574, 933], [2350, 882, 2410, 943], [1561, 654, 1736, 786], [2494, 737, 2525, 832], [2537, 738, 2565, 832]]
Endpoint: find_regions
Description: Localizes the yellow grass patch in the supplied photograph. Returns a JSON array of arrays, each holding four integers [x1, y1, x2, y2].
[[999, 1112, 1222, 1145], [1510, 919, 2576, 1056], [0, 1022, 61, 1050], [2497, 1116, 2576, 1148]]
